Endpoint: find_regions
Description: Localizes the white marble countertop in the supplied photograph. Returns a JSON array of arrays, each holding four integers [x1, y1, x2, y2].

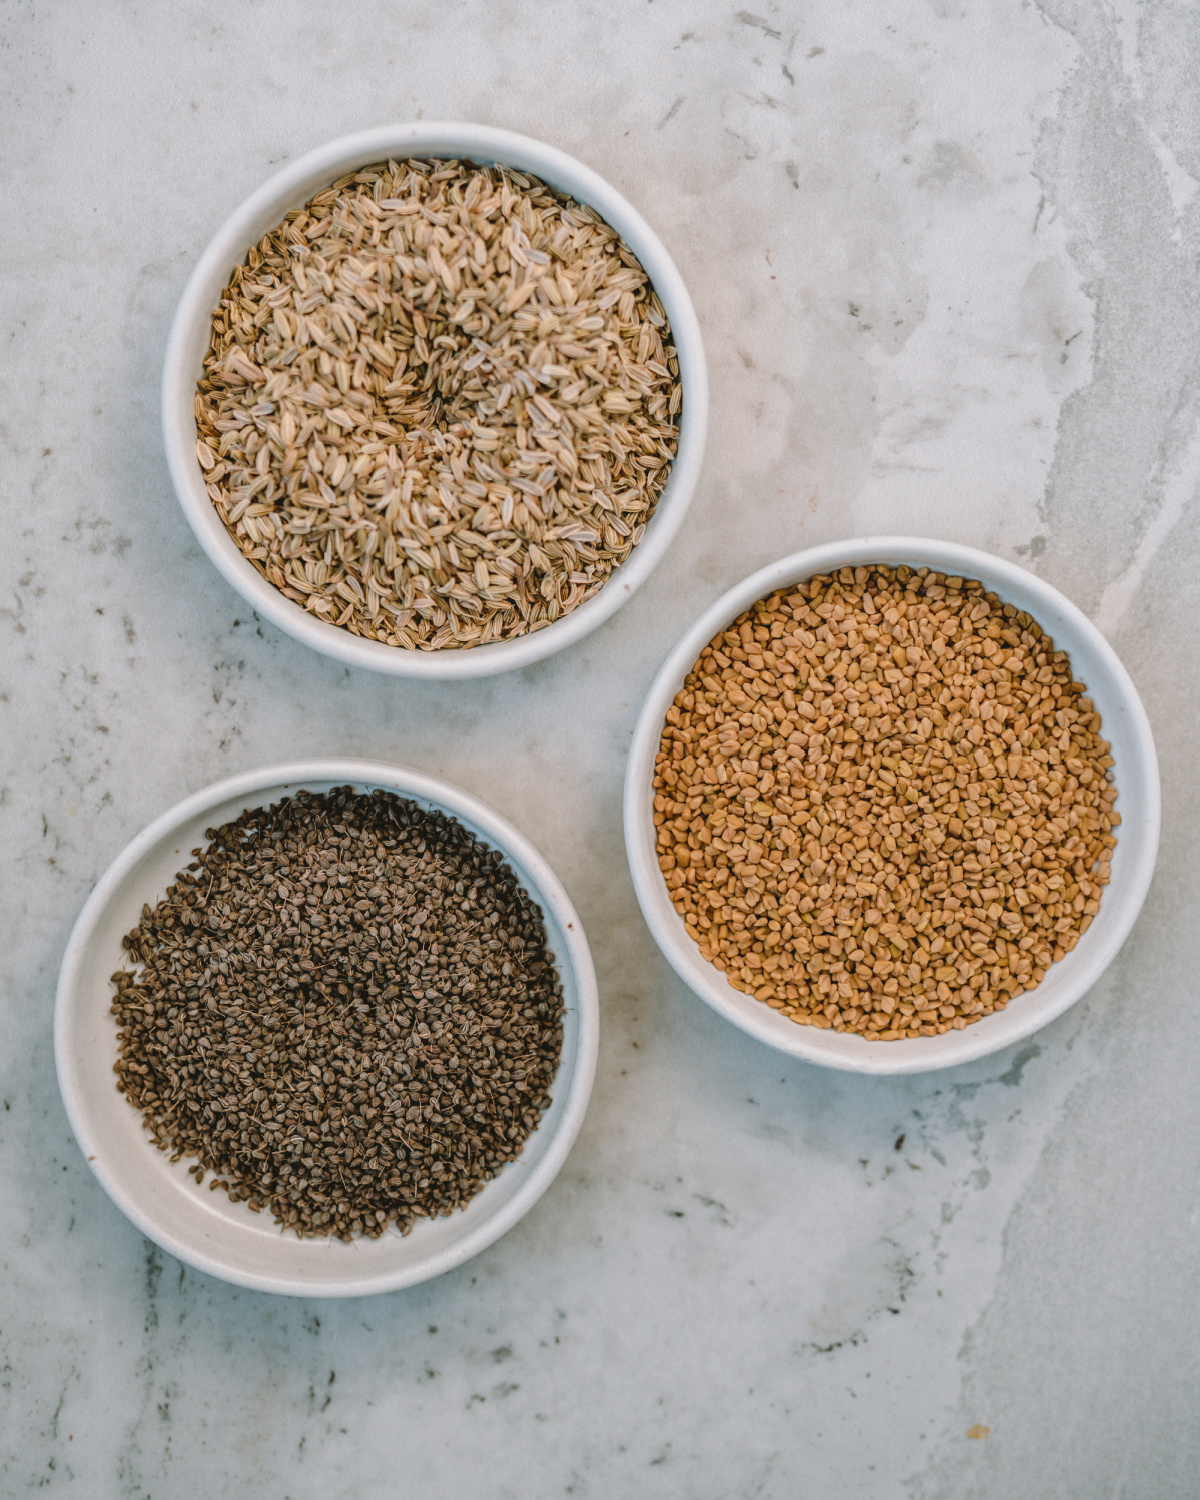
[[3, 2, 1199, 1496]]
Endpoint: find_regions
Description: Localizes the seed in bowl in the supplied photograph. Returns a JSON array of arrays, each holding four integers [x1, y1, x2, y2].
[[110, 788, 564, 1239], [195, 158, 681, 650], [653, 566, 1119, 1040]]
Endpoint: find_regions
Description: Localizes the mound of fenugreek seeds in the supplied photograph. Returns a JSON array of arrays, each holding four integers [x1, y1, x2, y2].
[[110, 788, 564, 1239], [195, 158, 681, 649], [654, 566, 1119, 1040]]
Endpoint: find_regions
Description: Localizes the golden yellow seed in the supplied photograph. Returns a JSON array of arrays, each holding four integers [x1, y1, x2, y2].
[[655, 566, 1117, 1038]]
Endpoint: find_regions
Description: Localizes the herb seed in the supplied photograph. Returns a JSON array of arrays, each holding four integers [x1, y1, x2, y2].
[[196, 159, 682, 650], [654, 566, 1118, 1039], [111, 788, 564, 1238]]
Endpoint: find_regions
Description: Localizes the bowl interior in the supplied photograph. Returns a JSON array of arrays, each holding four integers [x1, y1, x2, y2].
[[59, 771, 594, 1293], [626, 539, 1159, 1075], [163, 124, 707, 678]]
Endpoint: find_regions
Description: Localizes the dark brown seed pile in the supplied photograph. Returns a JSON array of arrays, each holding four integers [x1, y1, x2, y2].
[[110, 788, 564, 1240]]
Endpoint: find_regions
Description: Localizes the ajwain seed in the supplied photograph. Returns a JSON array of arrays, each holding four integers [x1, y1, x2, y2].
[[110, 788, 564, 1238], [653, 566, 1119, 1040]]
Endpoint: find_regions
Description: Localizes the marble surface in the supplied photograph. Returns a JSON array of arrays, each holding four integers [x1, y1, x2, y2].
[[2, 1, 1199, 1495]]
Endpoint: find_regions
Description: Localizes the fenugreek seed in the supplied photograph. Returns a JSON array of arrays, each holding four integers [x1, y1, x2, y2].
[[654, 566, 1118, 1040], [110, 788, 564, 1239], [197, 160, 682, 650]]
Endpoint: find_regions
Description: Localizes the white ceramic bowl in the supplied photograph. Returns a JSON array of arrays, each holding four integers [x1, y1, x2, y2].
[[624, 537, 1160, 1075], [56, 760, 599, 1294], [162, 122, 708, 679]]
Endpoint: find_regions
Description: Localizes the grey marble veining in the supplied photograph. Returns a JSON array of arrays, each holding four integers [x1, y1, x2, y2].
[[2, 2, 1198, 1496]]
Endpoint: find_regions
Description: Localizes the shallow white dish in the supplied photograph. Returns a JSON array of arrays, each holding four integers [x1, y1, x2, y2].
[[624, 537, 1160, 1075], [56, 759, 599, 1295], [162, 121, 708, 679]]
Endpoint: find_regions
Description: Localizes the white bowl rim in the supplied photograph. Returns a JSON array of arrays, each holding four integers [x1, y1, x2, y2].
[[55, 758, 599, 1294], [624, 535, 1161, 1076], [162, 121, 709, 680]]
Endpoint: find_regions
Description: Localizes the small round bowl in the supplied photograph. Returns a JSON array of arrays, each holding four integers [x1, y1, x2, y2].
[[162, 122, 708, 679], [624, 537, 1160, 1075], [56, 760, 599, 1295]]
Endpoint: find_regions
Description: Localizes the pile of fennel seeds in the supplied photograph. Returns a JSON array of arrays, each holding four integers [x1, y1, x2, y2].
[[195, 157, 681, 650]]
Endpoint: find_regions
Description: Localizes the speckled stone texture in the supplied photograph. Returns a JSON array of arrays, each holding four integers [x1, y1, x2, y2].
[[2, 3, 1198, 1497]]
